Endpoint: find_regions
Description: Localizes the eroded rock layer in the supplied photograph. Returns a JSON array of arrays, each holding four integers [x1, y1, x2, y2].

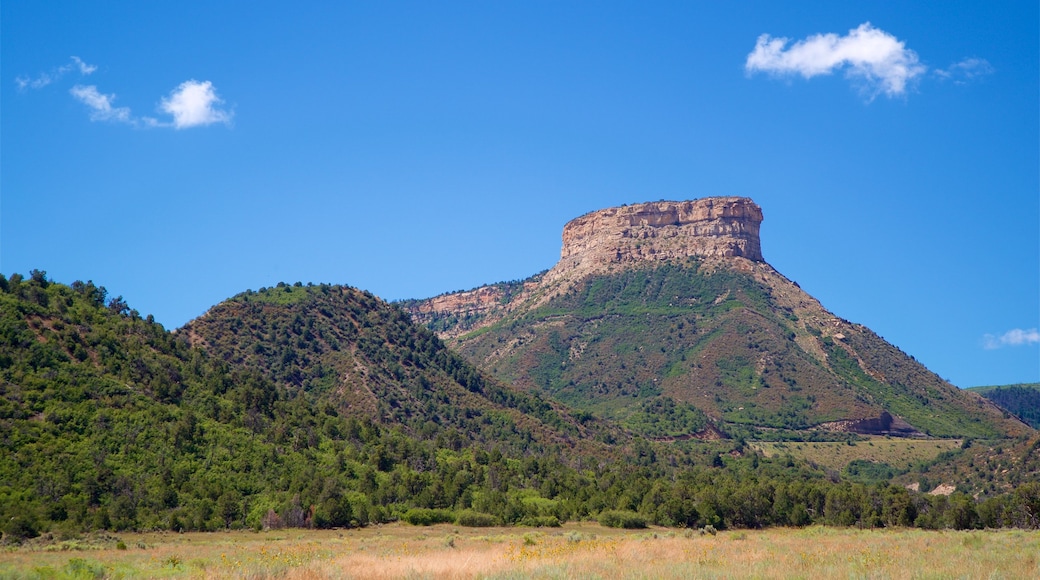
[[546, 198, 763, 285], [406, 197, 765, 336]]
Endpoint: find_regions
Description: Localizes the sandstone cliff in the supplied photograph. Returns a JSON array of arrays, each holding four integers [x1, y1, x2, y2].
[[406, 197, 766, 337], [547, 197, 763, 285]]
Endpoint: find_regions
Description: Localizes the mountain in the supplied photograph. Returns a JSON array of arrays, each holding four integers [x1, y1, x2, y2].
[[181, 282, 624, 458], [968, 384, 1040, 429], [403, 198, 1031, 440]]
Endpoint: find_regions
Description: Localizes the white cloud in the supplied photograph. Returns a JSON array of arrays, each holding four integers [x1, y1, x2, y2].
[[935, 58, 994, 84], [983, 328, 1040, 350], [69, 85, 132, 123], [70, 56, 97, 75], [68, 79, 232, 130], [16, 56, 96, 91], [745, 23, 926, 99], [22, 58, 231, 130], [159, 80, 233, 129]]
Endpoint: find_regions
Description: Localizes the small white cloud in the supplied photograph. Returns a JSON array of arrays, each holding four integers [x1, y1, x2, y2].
[[746, 23, 926, 99], [982, 328, 1040, 350], [68, 79, 232, 130], [935, 57, 994, 84], [16, 58, 232, 130], [70, 85, 132, 123], [15, 56, 96, 91], [159, 80, 232, 129], [71, 56, 97, 75]]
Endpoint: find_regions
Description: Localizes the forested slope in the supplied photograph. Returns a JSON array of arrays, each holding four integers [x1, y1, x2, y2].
[[969, 384, 1040, 429], [0, 273, 614, 538], [182, 282, 625, 457], [1, 272, 1036, 543]]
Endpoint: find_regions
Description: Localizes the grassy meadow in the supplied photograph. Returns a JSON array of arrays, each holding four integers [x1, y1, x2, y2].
[[2, 523, 1037, 579], [751, 437, 963, 472]]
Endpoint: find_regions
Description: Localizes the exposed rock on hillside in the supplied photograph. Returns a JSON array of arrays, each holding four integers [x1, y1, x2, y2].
[[403, 197, 1032, 439], [549, 197, 763, 283], [405, 198, 764, 338]]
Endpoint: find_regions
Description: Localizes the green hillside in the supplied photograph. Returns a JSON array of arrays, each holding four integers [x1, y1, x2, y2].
[[894, 435, 1040, 499], [968, 384, 1040, 429], [432, 261, 1028, 440], [2, 271, 1037, 542], [182, 282, 623, 457], [0, 273, 620, 538]]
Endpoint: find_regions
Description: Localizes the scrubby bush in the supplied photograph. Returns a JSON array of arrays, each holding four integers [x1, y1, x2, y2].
[[598, 510, 647, 529], [402, 508, 454, 526], [2, 515, 39, 544], [455, 510, 499, 527]]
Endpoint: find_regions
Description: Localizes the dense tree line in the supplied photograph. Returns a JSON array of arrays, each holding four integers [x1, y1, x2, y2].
[[0, 272, 1036, 544], [972, 385, 1040, 429]]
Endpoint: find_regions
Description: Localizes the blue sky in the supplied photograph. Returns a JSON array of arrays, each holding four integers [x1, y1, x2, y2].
[[3, 1, 1037, 388]]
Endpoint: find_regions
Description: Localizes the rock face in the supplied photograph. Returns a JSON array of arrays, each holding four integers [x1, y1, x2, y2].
[[545, 198, 763, 286], [409, 281, 541, 324], [817, 412, 923, 437], [404, 197, 766, 336]]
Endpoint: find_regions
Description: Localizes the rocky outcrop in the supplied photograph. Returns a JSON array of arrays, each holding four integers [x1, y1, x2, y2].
[[405, 197, 764, 336], [816, 412, 923, 437], [412, 286, 507, 319], [544, 198, 763, 286]]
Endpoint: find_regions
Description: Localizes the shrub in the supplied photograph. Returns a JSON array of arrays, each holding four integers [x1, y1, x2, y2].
[[2, 515, 39, 543], [402, 508, 454, 526], [66, 558, 106, 579], [598, 510, 647, 529], [566, 531, 589, 543], [455, 510, 499, 527]]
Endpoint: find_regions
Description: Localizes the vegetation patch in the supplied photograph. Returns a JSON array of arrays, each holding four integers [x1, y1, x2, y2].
[[968, 383, 1040, 429], [753, 438, 963, 472], [454, 510, 499, 527], [598, 510, 648, 529], [402, 508, 455, 526], [4, 525, 1038, 579], [623, 397, 708, 438]]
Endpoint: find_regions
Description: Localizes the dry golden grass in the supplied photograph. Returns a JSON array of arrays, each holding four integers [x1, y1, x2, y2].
[[752, 437, 963, 472], [1, 523, 1037, 579]]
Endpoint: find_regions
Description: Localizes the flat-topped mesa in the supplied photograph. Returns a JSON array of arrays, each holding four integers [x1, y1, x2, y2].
[[406, 197, 765, 337], [550, 198, 763, 281]]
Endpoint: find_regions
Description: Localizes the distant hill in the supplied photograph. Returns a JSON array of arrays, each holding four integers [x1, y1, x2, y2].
[[0, 273, 621, 537], [968, 384, 1040, 429], [894, 435, 1040, 499], [182, 282, 624, 458], [405, 198, 1031, 441]]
